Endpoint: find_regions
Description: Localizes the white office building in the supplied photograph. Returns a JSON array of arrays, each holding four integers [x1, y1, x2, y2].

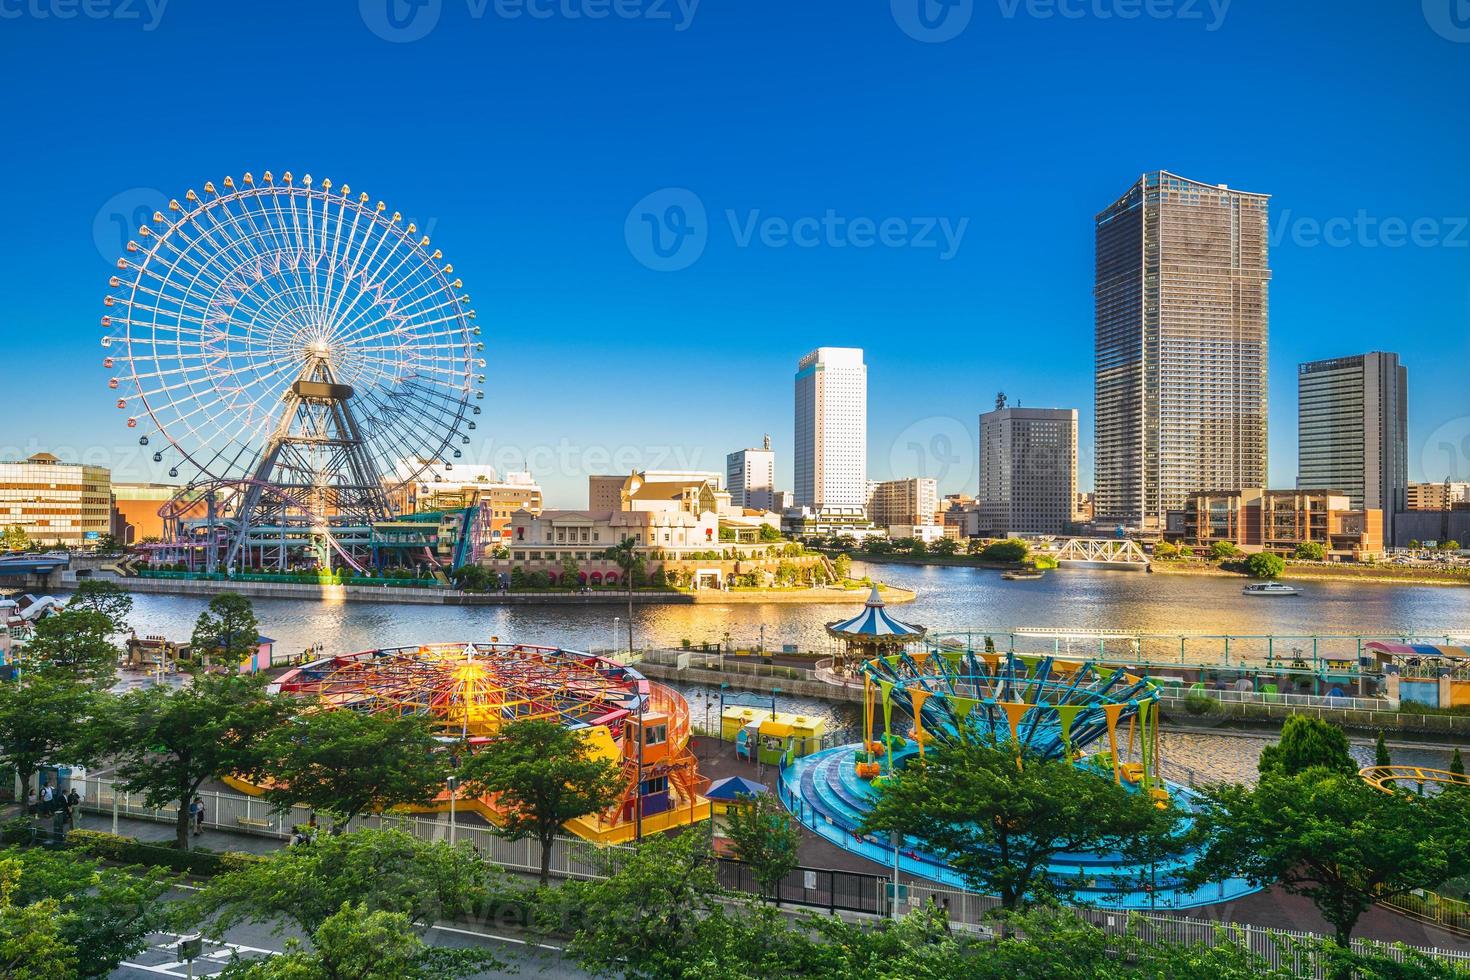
[[727, 436, 777, 511], [794, 347, 867, 509]]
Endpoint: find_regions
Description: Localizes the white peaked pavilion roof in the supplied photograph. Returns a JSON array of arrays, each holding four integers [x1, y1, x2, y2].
[[826, 585, 925, 642]]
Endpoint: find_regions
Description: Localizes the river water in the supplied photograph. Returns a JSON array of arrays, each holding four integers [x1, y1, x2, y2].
[[89, 564, 1469, 781]]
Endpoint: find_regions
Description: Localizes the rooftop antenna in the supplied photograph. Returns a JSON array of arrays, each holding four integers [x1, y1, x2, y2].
[[763, 433, 771, 451], [995, 392, 1007, 411]]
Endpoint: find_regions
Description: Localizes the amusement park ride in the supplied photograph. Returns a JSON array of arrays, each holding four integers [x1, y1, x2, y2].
[[229, 643, 711, 844], [102, 171, 486, 574]]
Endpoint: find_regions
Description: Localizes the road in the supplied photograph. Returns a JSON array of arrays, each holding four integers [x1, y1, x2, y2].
[[111, 904, 589, 979]]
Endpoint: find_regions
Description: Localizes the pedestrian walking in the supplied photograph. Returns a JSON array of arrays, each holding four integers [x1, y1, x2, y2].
[[193, 796, 206, 835], [25, 788, 35, 817]]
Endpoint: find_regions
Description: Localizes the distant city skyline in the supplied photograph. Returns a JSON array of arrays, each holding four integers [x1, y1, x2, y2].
[[3, 4, 1468, 508]]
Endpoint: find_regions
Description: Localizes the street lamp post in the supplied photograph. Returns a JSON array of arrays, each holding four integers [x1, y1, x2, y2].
[[612, 617, 620, 656], [447, 774, 458, 846]]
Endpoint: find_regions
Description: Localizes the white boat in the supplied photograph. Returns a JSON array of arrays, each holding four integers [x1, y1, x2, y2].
[[1242, 582, 1301, 597]]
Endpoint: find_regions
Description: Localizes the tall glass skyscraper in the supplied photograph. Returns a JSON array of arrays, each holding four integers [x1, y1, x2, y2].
[[1094, 171, 1271, 529], [794, 347, 867, 509], [1298, 352, 1408, 544]]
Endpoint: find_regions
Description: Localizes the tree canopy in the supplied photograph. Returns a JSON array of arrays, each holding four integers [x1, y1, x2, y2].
[[191, 828, 504, 940], [859, 732, 1181, 916], [721, 792, 802, 904], [1246, 552, 1286, 579], [190, 591, 261, 665], [1258, 715, 1357, 778], [458, 719, 622, 884], [17, 610, 119, 686], [258, 709, 447, 832], [1193, 768, 1470, 947], [97, 672, 293, 849], [66, 580, 134, 633], [0, 673, 100, 795]]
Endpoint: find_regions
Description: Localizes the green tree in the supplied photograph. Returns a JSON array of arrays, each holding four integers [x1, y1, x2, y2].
[[1193, 769, 1470, 949], [0, 674, 99, 797], [1152, 541, 1179, 560], [930, 536, 959, 557], [1375, 731, 1391, 768], [722, 792, 802, 904], [980, 539, 1029, 563], [832, 553, 852, 581], [1209, 540, 1242, 561], [559, 829, 722, 977], [97, 673, 293, 849], [458, 719, 622, 885], [66, 580, 134, 633], [190, 591, 261, 666], [864, 538, 894, 556], [0, 858, 71, 980], [216, 902, 498, 980], [17, 610, 119, 686], [1258, 715, 1357, 778], [860, 732, 1179, 919], [191, 828, 501, 939], [3, 845, 173, 978], [757, 523, 783, 543], [259, 710, 447, 833], [1, 525, 31, 553], [1451, 748, 1466, 780], [560, 555, 580, 588], [1246, 552, 1286, 579], [1294, 541, 1326, 561]]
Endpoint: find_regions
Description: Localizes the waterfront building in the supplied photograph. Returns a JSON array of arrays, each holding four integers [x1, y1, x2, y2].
[[1172, 488, 1383, 559], [726, 436, 776, 511], [1075, 491, 1096, 524], [1297, 352, 1408, 544], [1094, 172, 1271, 530], [978, 406, 1078, 536], [111, 482, 182, 545], [780, 505, 879, 539], [772, 489, 795, 512], [389, 460, 543, 546], [1406, 481, 1470, 511], [0, 453, 111, 548], [868, 478, 938, 529], [794, 347, 867, 509], [589, 470, 723, 513]]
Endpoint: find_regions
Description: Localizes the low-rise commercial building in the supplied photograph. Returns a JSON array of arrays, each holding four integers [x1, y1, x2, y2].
[[0, 453, 112, 549], [1406, 482, 1470, 511], [867, 478, 938, 528], [589, 470, 723, 512], [388, 461, 543, 546], [1171, 488, 1383, 559]]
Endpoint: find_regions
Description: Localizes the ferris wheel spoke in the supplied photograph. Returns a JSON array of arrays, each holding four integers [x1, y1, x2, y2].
[[105, 173, 480, 513]]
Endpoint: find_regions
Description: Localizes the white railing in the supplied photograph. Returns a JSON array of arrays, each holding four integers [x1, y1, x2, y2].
[[1165, 687, 1395, 712], [76, 774, 623, 881]]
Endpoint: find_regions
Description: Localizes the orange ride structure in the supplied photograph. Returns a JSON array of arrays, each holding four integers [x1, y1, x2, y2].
[[232, 642, 710, 843]]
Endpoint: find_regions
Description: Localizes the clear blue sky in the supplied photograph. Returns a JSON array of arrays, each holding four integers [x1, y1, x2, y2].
[[3, 0, 1468, 506]]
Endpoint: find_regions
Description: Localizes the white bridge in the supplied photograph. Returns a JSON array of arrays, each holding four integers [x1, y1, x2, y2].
[[1053, 538, 1151, 570]]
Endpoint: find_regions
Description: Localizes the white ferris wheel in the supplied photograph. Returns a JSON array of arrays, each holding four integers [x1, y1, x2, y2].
[[101, 170, 485, 571]]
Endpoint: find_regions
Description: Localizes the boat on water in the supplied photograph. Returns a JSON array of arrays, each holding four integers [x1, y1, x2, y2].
[[1242, 582, 1301, 597], [1002, 569, 1046, 581]]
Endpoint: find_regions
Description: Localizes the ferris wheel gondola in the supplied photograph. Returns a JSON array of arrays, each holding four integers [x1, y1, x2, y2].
[[102, 171, 485, 572]]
